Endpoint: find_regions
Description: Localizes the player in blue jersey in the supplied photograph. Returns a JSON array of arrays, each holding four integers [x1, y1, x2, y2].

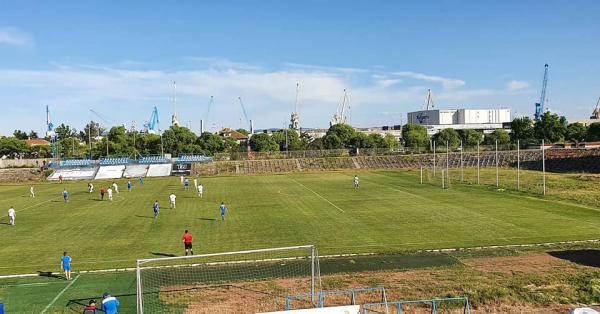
[[101, 293, 120, 314], [127, 180, 132, 192], [61, 251, 72, 280], [220, 202, 226, 221], [153, 200, 159, 219], [62, 189, 69, 202]]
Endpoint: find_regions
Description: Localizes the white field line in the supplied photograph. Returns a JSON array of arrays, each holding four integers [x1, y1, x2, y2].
[[39, 274, 80, 314], [1, 239, 599, 279], [289, 178, 345, 212], [1, 196, 61, 218]]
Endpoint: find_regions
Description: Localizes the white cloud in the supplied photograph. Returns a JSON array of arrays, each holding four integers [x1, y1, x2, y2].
[[507, 80, 530, 91], [0, 27, 34, 47], [0, 60, 529, 133], [392, 71, 465, 90]]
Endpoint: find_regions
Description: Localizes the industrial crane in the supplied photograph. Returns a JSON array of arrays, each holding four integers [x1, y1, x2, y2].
[[534, 64, 549, 121], [330, 89, 349, 126], [144, 106, 160, 134], [289, 83, 300, 130], [591, 97, 600, 120], [238, 96, 253, 133]]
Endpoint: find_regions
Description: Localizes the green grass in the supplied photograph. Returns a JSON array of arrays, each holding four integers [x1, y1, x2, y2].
[[1, 170, 599, 276], [1, 169, 600, 312]]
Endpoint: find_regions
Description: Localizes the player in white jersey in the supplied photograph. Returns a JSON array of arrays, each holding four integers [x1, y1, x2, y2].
[[112, 182, 119, 193], [197, 184, 203, 198], [193, 178, 198, 189], [107, 187, 113, 201], [354, 175, 359, 190], [169, 192, 177, 209], [8, 207, 16, 225], [29, 186, 35, 198], [88, 183, 94, 193]]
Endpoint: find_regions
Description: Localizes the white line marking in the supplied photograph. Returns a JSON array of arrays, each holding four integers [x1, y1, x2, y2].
[[2, 196, 61, 219], [290, 178, 345, 212], [40, 274, 80, 314]]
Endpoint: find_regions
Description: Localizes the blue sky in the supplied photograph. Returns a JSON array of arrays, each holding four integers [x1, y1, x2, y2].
[[0, 1, 599, 135]]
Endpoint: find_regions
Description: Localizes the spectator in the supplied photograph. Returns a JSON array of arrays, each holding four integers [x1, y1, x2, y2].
[[101, 293, 119, 314], [83, 299, 98, 314]]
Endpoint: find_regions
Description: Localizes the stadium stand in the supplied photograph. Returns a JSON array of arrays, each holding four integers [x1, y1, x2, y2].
[[139, 156, 170, 164], [99, 157, 130, 166], [146, 163, 172, 177], [94, 165, 126, 179], [48, 167, 98, 181], [176, 155, 213, 163], [58, 159, 92, 167], [123, 164, 150, 178]]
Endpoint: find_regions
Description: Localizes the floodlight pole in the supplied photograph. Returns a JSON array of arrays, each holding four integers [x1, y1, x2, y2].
[[160, 134, 164, 156], [477, 141, 480, 185], [517, 140, 520, 191], [495, 139, 499, 187], [542, 139, 546, 195], [88, 122, 92, 160]]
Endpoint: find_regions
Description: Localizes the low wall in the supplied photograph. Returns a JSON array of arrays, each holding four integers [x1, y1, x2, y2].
[[0, 158, 48, 169], [0, 168, 45, 182]]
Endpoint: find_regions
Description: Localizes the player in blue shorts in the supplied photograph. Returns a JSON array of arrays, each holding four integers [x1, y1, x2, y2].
[[61, 251, 72, 280], [220, 202, 226, 221], [127, 180, 132, 192], [139, 176, 144, 186], [63, 189, 69, 203], [184, 178, 189, 191], [153, 200, 159, 219]]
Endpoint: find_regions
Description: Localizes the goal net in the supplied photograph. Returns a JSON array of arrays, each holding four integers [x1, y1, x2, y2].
[[136, 245, 320, 314]]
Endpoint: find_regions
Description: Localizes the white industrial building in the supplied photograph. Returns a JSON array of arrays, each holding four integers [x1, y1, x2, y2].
[[407, 108, 512, 135]]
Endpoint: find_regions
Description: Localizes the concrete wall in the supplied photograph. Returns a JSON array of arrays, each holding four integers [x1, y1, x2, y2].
[[0, 158, 48, 169]]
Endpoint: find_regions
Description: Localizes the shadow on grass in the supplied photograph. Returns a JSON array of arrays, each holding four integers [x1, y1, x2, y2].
[[37, 271, 63, 279], [151, 252, 177, 257], [198, 217, 217, 221], [548, 250, 600, 268], [135, 215, 155, 219]]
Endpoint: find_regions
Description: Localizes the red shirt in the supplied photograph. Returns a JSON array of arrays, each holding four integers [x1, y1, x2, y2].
[[182, 233, 192, 243]]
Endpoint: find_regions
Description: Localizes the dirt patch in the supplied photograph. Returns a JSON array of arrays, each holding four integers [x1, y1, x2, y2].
[[462, 254, 573, 274]]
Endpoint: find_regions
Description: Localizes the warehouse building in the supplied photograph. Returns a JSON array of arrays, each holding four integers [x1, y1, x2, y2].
[[407, 108, 512, 135]]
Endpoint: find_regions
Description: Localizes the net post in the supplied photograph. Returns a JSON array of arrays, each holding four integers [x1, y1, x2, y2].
[[542, 139, 546, 195], [460, 140, 463, 182], [311, 245, 316, 305], [420, 166, 423, 184], [477, 141, 480, 185], [445, 141, 449, 182], [136, 259, 143, 314], [517, 140, 520, 191], [433, 141, 436, 176], [495, 139, 499, 187]]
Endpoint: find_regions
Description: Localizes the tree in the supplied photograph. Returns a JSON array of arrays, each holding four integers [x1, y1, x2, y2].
[[483, 129, 510, 145], [565, 123, 588, 143], [162, 126, 201, 155], [587, 122, 600, 141], [249, 133, 279, 152], [83, 121, 106, 142], [0, 137, 29, 157], [28, 130, 39, 139], [402, 124, 428, 148], [13, 130, 28, 140], [307, 138, 324, 150], [458, 129, 483, 146], [384, 134, 399, 150], [197, 132, 224, 155], [272, 129, 302, 151], [510, 117, 535, 143], [534, 112, 567, 143], [323, 124, 356, 148], [54, 123, 78, 140], [433, 128, 461, 148]]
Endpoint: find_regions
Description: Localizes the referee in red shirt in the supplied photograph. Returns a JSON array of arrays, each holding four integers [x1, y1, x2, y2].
[[182, 230, 194, 256]]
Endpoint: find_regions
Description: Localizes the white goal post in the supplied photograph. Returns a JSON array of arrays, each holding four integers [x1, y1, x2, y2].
[[136, 245, 320, 314]]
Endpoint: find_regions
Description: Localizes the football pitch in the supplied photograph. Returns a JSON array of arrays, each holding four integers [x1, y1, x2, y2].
[[1, 169, 600, 312]]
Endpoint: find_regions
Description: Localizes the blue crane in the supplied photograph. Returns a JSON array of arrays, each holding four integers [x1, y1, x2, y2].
[[144, 106, 160, 134], [534, 64, 549, 121]]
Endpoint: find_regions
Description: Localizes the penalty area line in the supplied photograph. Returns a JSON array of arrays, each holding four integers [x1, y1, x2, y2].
[[289, 177, 345, 213], [40, 274, 80, 314]]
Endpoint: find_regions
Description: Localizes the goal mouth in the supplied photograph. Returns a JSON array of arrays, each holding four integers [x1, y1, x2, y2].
[[135, 245, 321, 314]]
